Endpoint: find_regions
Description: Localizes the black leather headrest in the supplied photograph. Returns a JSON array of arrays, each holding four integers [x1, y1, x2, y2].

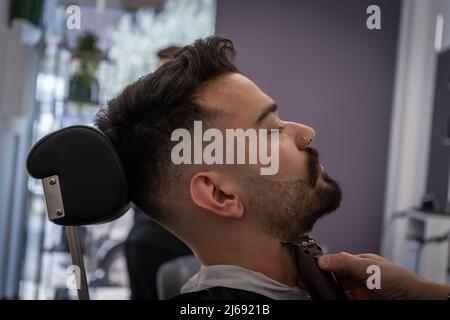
[[26, 125, 130, 226]]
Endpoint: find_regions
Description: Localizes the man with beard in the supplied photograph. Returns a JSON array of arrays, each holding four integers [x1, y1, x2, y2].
[[95, 36, 342, 300]]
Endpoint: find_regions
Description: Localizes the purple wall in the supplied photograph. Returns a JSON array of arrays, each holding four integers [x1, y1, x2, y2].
[[215, 0, 400, 253]]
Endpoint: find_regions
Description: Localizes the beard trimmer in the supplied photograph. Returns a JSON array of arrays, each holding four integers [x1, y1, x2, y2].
[[282, 235, 348, 300]]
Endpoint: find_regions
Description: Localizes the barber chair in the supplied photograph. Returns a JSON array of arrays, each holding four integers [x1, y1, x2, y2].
[[26, 125, 130, 300]]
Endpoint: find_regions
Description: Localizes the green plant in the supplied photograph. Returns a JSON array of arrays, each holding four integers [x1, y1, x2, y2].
[[69, 32, 104, 104], [73, 32, 103, 86]]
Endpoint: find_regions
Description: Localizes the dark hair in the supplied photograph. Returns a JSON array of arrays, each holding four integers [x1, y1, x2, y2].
[[95, 36, 238, 223], [157, 46, 181, 59]]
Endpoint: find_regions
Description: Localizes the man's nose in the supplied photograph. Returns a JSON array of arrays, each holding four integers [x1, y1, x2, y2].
[[288, 122, 316, 150]]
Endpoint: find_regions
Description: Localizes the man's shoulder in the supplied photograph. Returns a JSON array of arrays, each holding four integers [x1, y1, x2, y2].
[[172, 287, 272, 300]]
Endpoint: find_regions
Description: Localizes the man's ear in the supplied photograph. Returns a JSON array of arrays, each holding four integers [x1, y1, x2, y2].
[[190, 172, 244, 219]]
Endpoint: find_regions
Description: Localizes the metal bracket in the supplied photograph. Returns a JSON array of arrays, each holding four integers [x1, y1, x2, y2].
[[42, 175, 65, 221]]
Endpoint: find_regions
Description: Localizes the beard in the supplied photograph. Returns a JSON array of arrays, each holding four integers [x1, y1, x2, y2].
[[243, 148, 342, 240]]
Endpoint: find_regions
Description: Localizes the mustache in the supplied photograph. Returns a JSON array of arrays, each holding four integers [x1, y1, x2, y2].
[[306, 147, 320, 187]]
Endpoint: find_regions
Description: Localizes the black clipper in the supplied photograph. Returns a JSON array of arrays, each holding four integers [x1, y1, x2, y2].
[[282, 235, 348, 300]]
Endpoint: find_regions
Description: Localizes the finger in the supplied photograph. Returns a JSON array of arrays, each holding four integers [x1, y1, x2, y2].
[[357, 253, 385, 262], [318, 252, 373, 281]]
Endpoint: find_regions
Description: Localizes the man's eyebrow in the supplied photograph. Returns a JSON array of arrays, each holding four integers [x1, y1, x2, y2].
[[255, 103, 278, 125]]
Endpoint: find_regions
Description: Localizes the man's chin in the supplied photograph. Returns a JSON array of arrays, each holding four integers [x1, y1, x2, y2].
[[316, 175, 342, 213]]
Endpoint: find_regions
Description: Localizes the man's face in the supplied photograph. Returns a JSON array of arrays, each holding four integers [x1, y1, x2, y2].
[[195, 73, 342, 240]]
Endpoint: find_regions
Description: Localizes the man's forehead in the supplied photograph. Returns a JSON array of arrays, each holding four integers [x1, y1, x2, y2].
[[196, 73, 274, 123]]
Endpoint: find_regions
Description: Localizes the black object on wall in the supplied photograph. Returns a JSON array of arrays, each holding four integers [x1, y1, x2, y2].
[[215, 0, 401, 253], [426, 49, 450, 213], [9, 0, 44, 28]]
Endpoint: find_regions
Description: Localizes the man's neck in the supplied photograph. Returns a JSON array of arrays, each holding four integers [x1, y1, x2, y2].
[[195, 232, 300, 288]]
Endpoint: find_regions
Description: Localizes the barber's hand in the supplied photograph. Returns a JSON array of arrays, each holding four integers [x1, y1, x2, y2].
[[318, 252, 450, 300]]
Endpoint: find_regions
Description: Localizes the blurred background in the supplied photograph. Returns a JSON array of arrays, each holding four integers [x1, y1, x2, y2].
[[0, 0, 449, 299]]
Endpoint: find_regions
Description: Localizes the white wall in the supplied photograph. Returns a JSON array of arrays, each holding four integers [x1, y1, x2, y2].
[[382, 0, 450, 262]]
